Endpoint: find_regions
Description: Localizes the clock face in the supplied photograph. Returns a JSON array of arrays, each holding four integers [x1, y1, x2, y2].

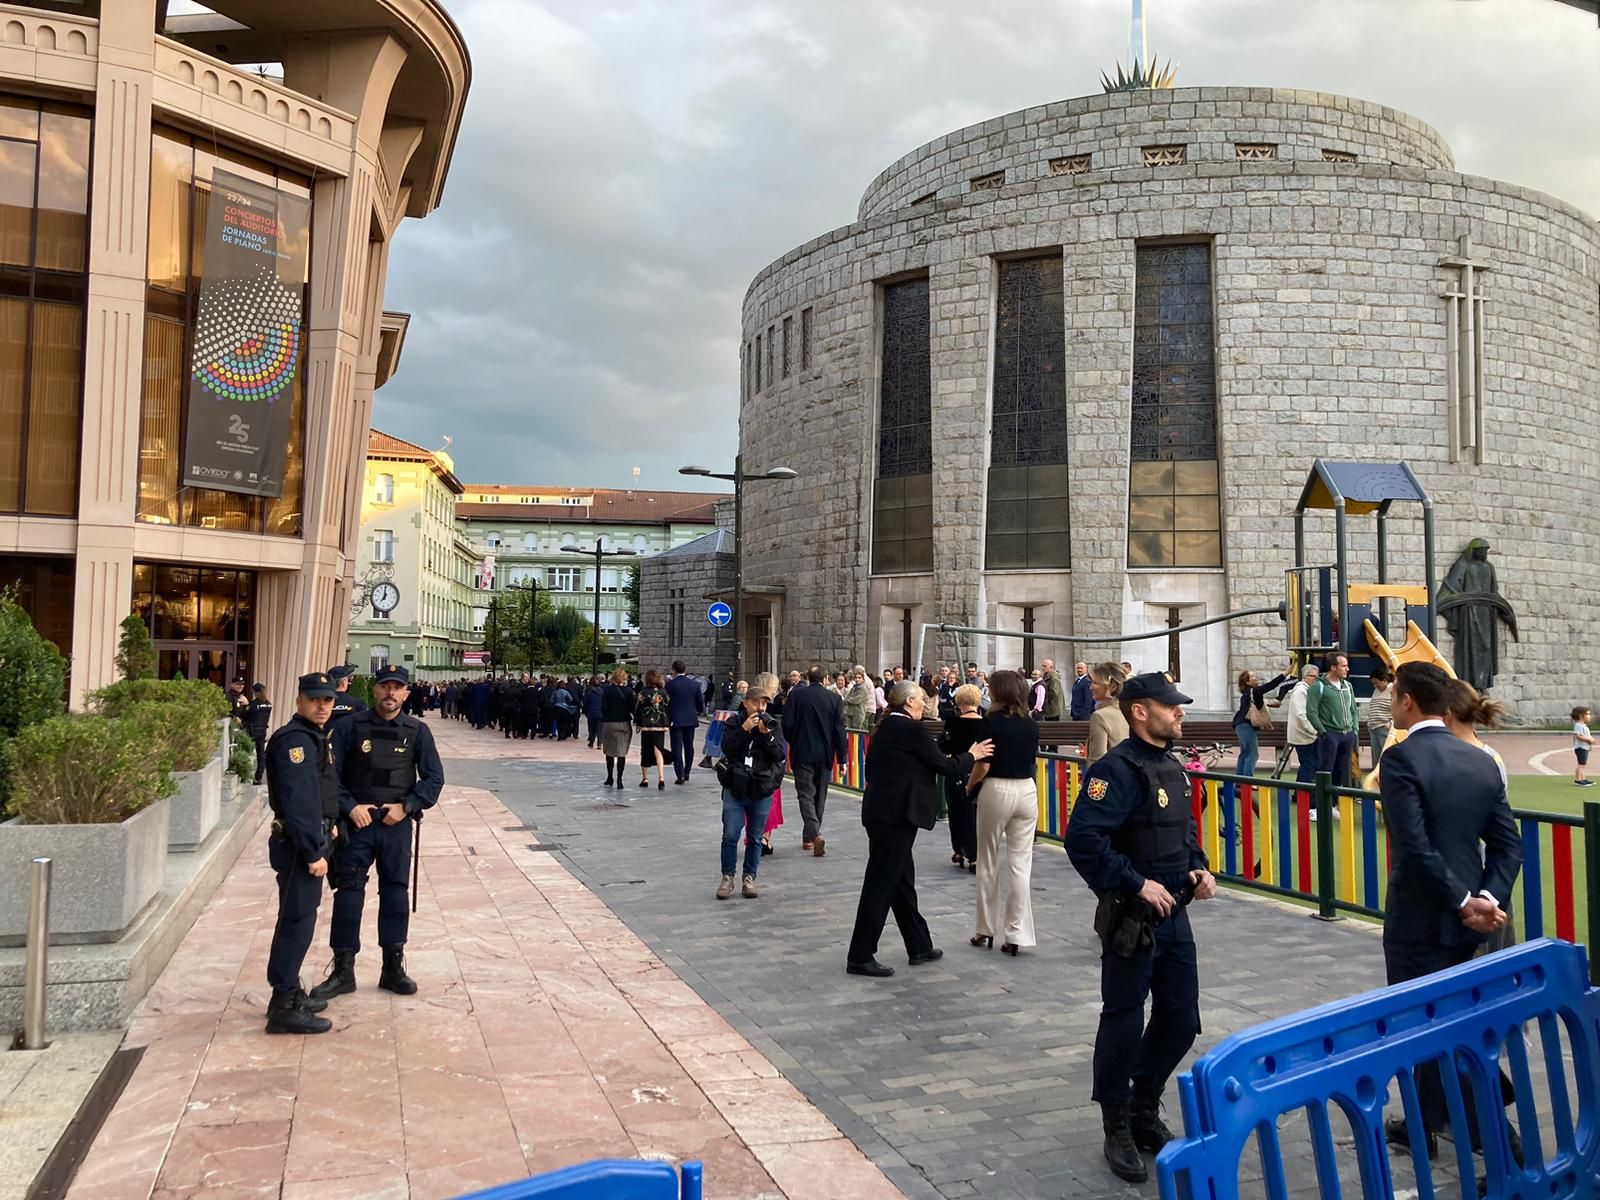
[[372, 582, 400, 613]]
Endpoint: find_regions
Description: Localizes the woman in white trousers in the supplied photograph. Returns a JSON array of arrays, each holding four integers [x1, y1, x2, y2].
[[965, 670, 1039, 955]]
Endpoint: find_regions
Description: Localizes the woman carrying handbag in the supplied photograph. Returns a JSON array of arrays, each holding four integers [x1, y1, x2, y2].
[[1233, 667, 1289, 780]]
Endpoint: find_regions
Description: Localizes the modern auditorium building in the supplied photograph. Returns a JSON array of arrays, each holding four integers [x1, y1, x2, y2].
[[0, 1, 468, 704]]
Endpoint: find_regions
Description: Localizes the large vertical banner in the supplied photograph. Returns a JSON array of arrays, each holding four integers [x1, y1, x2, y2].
[[182, 169, 310, 497]]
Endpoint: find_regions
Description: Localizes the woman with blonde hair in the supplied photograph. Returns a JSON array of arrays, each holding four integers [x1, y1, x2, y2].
[[598, 666, 634, 789], [965, 670, 1039, 956], [1085, 662, 1129, 766], [939, 683, 986, 871]]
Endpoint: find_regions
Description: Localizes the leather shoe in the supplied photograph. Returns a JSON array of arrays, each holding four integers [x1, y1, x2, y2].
[[1385, 1116, 1438, 1160], [846, 958, 894, 978], [908, 948, 944, 966]]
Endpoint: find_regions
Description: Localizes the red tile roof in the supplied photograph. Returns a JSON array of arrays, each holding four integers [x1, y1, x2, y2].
[[367, 429, 463, 493]]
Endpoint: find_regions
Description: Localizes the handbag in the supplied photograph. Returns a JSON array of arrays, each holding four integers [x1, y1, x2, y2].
[[1247, 698, 1274, 732]]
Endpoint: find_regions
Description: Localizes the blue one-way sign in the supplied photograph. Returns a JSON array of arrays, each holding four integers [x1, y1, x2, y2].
[[707, 602, 732, 627]]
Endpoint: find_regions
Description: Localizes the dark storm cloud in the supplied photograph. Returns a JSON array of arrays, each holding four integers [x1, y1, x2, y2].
[[375, 0, 1599, 489]]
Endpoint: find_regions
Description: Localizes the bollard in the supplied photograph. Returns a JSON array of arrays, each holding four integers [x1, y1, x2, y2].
[[23, 856, 50, 1050]]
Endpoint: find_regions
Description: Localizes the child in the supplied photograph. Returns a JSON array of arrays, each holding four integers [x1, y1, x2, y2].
[[1574, 706, 1594, 787]]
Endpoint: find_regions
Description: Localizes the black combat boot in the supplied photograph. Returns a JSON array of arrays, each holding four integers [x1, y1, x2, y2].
[[1130, 1091, 1177, 1153], [378, 945, 417, 995], [1101, 1103, 1148, 1184], [308, 950, 356, 1002], [294, 986, 328, 1014], [265, 988, 331, 1035]]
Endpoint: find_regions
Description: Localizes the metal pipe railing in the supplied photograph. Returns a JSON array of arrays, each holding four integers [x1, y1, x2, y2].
[[23, 856, 50, 1050]]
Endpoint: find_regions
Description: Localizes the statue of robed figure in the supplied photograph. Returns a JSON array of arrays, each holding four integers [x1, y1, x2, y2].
[[1437, 538, 1518, 691]]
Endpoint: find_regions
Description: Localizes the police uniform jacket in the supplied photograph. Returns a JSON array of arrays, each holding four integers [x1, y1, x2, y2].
[[331, 708, 444, 817], [1066, 735, 1207, 896], [265, 714, 338, 862], [329, 690, 367, 724], [245, 696, 273, 738]]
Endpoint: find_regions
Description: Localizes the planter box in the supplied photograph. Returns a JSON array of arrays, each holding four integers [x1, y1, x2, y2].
[[217, 718, 232, 772], [169, 754, 223, 851], [0, 798, 170, 946]]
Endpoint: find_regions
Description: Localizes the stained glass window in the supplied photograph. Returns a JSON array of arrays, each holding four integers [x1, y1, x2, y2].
[[986, 254, 1069, 569], [1129, 243, 1221, 568], [873, 278, 932, 574]]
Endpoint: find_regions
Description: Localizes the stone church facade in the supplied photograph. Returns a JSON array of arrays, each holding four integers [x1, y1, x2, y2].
[[736, 87, 1599, 716]]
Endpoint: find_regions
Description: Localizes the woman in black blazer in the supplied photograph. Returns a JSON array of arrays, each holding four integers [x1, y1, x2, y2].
[[847, 681, 992, 978]]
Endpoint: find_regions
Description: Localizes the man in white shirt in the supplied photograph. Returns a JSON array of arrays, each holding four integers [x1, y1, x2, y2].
[[1283, 664, 1321, 783]]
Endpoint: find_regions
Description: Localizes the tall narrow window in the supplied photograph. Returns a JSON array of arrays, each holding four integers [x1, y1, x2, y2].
[[754, 333, 762, 392], [1129, 243, 1222, 568], [766, 324, 775, 387], [781, 315, 792, 378], [986, 254, 1069, 569], [872, 278, 933, 574], [800, 307, 813, 370], [373, 529, 394, 562]]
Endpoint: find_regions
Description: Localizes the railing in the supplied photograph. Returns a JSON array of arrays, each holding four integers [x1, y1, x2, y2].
[[826, 726, 1598, 982]]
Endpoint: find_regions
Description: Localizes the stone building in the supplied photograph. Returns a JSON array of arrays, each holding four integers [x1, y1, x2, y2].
[[455, 486, 723, 665], [637, 501, 737, 682], [0, 1, 469, 705], [737, 86, 1599, 715], [345, 429, 480, 680]]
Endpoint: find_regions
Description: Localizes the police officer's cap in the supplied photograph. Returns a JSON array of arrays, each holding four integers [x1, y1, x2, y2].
[[1121, 672, 1193, 706], [326, 664, 354, 681], [298, 672, 337, 699], [373, 664, 411, 686]]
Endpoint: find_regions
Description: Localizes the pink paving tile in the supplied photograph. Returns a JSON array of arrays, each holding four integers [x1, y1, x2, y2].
[[700, 1077, 842, 1147], [280, 1176, 410, 1200], [749, 1137, 908, 1200], [498, 1073, 635, 1174], [182, 1065, 300, 1127], [153, 1117, 290, 1191], [693, 1133, 787, 1200]]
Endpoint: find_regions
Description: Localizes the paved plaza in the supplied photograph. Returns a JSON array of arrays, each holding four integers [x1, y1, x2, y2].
[[60, 717, 1573, 1200]]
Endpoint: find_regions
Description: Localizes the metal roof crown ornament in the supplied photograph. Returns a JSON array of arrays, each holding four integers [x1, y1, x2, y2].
[[1101, 0, 1178, 92]]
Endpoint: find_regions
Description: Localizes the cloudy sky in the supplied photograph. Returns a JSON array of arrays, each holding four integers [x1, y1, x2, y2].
[[374, 0, 1600, 492]]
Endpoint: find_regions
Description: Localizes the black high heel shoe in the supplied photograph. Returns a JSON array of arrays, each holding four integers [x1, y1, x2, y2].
[[969, 934, 993, 949], [639, 779, 649, 788], [952, 852, 964, 867], [658, 779, 665, 790], [1001, 943, 1020, 956]]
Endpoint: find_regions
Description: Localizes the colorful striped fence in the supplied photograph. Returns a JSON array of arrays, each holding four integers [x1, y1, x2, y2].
[[821, 728, 1597, 978]]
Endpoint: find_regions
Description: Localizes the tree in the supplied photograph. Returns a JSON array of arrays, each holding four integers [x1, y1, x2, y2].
[[623, 564, 641, 629], [115, 613, 156, 681], [0, 591, 68, 816]]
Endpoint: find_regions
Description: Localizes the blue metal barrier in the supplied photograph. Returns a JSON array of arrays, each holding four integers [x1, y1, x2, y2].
[[455, 1159, 702, 1200], [1157, 939, 1598, 1200], [702, 712, 731, 761]]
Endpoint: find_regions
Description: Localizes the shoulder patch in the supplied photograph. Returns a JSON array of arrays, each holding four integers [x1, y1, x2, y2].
[[1087, 778, 1109, 801], [288, 746, 305, 764]]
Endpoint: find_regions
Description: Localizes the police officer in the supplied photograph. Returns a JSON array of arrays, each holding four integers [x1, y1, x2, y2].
[[262, 672, 341, 1035], [311, 665, 443, 1000], [1064, 673, 1218, 1184], [245, 683, 273, 785], [227, 675, 250, 724], [327, 665, 367, 725]]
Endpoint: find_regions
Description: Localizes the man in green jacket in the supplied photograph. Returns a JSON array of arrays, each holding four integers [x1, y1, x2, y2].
[[1041, 659, 1066, 720], [1307, 653, 1359, 786]]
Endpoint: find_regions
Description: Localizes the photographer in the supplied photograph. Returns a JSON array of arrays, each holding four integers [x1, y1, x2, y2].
[[715, 673, 788, 900]]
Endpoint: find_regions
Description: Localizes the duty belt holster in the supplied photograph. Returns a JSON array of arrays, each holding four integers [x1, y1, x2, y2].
[[1094, 892, 1156, 959]]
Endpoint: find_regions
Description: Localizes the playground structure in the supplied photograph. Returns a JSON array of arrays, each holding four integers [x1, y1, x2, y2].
[[1290, 460, 1455, 694]]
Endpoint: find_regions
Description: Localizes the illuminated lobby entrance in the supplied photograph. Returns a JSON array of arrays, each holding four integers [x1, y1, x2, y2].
[[132, 562, 257, 687]]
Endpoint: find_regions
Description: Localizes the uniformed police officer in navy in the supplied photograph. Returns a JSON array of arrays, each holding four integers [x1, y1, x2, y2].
[[245, 683, 273, 785], [311, 664, 443, 1000], [1065, 672, 1218, 1184], [263, 672, 341, 1035], [327, 664, 367, 725]]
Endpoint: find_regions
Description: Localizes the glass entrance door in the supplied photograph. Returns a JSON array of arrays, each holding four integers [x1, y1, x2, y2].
[[155, 643, 240, 686]]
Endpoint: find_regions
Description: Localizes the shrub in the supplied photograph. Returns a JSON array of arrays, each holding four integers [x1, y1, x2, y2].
[[0, 591, 68, 817], [114, 614, 155, 681], [7, 715, 174, 825], [229, 724, 255, 783], [92, 677, 230, 721], [121, 700, 217, 772], [348, 673, 374, 708]]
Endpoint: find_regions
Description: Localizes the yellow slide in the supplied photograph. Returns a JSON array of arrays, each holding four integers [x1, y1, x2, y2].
[[1363, 618, 1455, 677]]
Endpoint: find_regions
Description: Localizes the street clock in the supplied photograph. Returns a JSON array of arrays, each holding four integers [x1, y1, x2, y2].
[[371, 582, 400, 614]]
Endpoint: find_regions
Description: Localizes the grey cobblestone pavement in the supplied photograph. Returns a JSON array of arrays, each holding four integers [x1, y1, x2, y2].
[[443, 740, 1536, 1200]]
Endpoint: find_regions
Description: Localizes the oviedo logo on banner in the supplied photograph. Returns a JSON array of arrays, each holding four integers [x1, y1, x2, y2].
[[181, 169, 311, 499]]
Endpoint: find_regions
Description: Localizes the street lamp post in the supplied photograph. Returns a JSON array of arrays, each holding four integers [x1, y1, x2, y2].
[[679, 456, 797, 679], [560, 537, 635, 678]]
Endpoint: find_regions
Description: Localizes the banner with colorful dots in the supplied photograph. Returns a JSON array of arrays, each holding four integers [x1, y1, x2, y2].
[[181, 169, 310, 498]]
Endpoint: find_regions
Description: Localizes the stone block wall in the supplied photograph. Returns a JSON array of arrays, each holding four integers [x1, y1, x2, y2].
[[737, 87, 1600, 718], [638, 548, 735, 681]]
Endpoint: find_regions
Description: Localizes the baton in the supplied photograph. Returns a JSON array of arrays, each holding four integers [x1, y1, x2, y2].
[[411, 811, 422, 914]]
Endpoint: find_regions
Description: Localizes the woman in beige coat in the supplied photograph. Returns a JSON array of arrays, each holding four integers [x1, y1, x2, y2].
[[1084, 662, 1129, 765]]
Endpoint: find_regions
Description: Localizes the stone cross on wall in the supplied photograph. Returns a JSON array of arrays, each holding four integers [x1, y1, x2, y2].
[[1439, 233, 1490, 465]]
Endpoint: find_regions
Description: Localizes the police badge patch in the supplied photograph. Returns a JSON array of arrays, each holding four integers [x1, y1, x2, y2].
[[1156, 787, 1170, 808], [361, 739, 373, 753], [1087, 778, 1109, 801], [288, 746, 304, 764]]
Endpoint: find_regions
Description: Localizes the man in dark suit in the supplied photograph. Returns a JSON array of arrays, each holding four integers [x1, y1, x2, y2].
[[782, 665, 849, 856], [665, 660, 705, 784], [846, 681, 992, 978], [1069, 661, 1095, 721], [1380, 661, 1522, 1155]]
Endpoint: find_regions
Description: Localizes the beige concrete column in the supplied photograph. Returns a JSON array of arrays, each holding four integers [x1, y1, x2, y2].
[[69, 0, 156, 706]]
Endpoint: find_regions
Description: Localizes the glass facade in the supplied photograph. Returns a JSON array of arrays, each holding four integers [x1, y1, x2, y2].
[[872, 277, 932, 574], [1129, 243, 1222, 568], [987, 254, 1070, 569], [138, 128, 310, 536], [132, 561, 257, 684], [0, 97, 90, 517]]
